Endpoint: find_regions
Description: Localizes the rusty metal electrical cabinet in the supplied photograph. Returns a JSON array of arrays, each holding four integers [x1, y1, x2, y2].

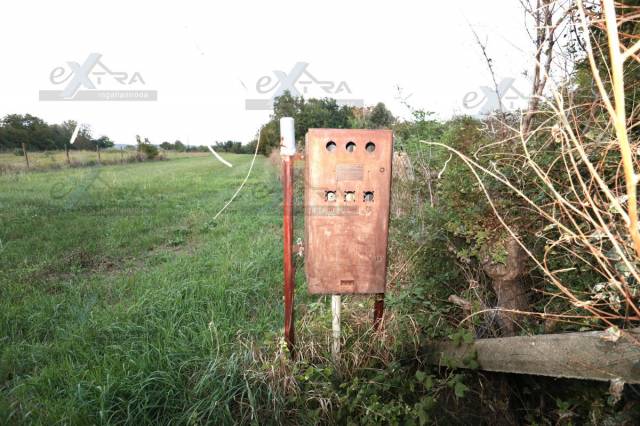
[[304, 129, 393, 294]]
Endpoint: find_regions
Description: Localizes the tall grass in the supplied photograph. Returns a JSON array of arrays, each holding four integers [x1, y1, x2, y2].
[[0, 155, 299, 424]]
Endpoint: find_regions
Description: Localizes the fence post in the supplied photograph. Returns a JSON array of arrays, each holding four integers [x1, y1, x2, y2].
[[22, 143, 29, 169], [281, 117, 296, 355]]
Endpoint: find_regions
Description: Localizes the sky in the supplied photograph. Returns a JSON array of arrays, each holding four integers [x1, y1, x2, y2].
[[1, 1, 536, 146]]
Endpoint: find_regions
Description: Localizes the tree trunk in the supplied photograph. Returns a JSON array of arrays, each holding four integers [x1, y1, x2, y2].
[[482, 237, 528, 336], [22, 143, 29, 169]]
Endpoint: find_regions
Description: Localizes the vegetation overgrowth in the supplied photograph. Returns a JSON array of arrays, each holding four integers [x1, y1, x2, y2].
[[3, 0, 640, 423]]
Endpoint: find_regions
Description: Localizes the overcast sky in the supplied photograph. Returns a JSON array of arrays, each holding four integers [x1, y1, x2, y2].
[[1, 1, 535, 145]]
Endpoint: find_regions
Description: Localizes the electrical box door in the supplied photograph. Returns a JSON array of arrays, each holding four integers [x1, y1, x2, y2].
[[304, 129, 393, 294]]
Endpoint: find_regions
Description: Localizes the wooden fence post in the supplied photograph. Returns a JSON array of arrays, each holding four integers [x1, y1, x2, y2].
[[22, 143, 29, 169], [425, 327, 640, 383]]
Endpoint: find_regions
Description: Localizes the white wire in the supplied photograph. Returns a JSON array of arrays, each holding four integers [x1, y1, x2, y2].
[[213, 127, 263, 220], [207, 145, 233, 168]]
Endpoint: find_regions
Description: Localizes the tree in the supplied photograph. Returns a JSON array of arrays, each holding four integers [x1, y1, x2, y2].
[[273, 91, 303, 120], [0, 114, 46, 150], [136, 135, 159, 159], [368, 102, 395, 128], [71, 124, 94, 150], [0, 117, 29, 150], [256, 93, 356, 155], [0, 114, 49, 167], [94, 136, 114, 149], [244, 139, 258, 154], [257, 120, 279, 155], [297, 98, 353, 132], [0, 115, 120, 154]]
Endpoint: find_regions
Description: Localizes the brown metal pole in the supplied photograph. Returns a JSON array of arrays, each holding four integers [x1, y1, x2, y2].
[[283, 156, 295, 353], [374, 293, 384, 330]]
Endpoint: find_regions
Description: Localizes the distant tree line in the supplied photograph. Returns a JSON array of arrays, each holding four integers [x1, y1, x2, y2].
[[131, 135, 223, 160], [0, 114, 239, 155], [254, 92, 395, 155], [2, 98, 396, 157], [159, 140, 247, 154], [0, 114, 114, 152], [212, 140, 254, 154], [159, 140, 187, 152]]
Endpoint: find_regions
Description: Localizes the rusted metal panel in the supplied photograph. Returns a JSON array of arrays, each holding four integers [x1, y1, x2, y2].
[[304, 129, 393, 294]]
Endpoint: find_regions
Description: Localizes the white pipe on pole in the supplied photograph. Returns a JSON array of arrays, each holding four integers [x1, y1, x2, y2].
[[332, 295, 341, 360], [279, 117, 296, 156]]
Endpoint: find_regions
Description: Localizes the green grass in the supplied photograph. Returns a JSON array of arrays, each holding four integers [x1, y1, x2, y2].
[[0, 154, 291, 424]]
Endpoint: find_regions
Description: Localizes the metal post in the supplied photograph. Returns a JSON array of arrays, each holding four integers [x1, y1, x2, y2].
[[332, 295, 341, 360], [374, 293, 384, 330], [283, 156, 295, 353], [281, 117, 296, 354]]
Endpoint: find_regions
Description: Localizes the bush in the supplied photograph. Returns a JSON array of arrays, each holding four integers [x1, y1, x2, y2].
[[137, 142, 159, 160]]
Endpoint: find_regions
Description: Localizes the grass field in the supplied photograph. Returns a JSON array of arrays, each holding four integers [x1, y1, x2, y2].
[[0, 154, 301, 423], [0, 150, 209, 173]]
